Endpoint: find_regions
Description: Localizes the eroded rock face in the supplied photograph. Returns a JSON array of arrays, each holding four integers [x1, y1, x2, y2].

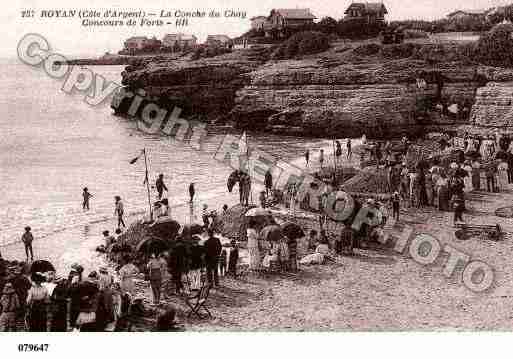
[[231, 59, 484, 137], [471, 82, 513, 127], [116, 47, 270, 120], [114, 43, 513, 138]]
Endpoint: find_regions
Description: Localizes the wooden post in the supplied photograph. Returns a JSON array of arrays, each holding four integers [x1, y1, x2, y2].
[[143, 148, 153, 221]]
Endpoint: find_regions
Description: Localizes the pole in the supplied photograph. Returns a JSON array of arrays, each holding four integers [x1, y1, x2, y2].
[[247, 133, 253, 205], [143, 148, 153, 221]]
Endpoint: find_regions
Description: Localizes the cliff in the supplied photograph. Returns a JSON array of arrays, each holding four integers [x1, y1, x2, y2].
[[115, 42, 513, 138]]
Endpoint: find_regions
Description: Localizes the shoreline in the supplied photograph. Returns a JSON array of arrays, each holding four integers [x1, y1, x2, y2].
[[0, 136, 345, 276]]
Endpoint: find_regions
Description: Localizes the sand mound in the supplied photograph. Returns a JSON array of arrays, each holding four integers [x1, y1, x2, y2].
[[341, 168, 390, 194]]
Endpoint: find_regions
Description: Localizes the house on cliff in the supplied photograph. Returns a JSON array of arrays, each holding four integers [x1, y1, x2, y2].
[[344, 2, 388, 24], [267, 8, 316, 30], [206, 35, 232, 48], [250, 16, 269, 31], [447, 9, 489, 20], [124, 36, 149, 53], [163, 33, 197, 51]]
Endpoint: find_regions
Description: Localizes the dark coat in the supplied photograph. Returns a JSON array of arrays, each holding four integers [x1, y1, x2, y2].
[[204, 236, 222, 260]]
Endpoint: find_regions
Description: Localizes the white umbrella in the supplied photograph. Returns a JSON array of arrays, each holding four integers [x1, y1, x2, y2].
[[244, 207, 271, 217]]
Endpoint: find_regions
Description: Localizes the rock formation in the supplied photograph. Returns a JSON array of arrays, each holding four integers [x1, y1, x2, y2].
[[114, 42, 513, 138]]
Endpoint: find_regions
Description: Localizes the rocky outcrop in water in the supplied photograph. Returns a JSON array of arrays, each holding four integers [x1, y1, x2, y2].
[[116, 46, 272, 120], [114, 42, 513, 137]]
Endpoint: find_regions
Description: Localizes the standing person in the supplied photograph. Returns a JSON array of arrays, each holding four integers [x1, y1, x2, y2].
[[463, 161, 473, 192], [346, 139, 352, 160], [472, 159, 481, 191], [319, 149, 325, 169], [82, 187, 93, 211], [247, 220, 261, 271], [26, 273, 49, 332], [188, 183, 195, 203], [264, 169, 273, 197], [49, 278, 69, 332], [68, 269, 82, 329], [155, 174, 168, 200], [437, 174, 450, 211], [95, 277, 114, 332], [239, 172, 251, 207], [204, 229, 222, 287], [497, 160, 509, 192], [114, 196, 126, 229], [278, 236, 290, 272], [259, 191, 266, 209], [147, 254, 162, 305], [0, 283, 21, 332], [228, 240, 239, 277], [425, 173, 434, 207], [305, 150, 310, 167], [119, 256, 138, 298], [486, 165, 496, 192], [21, 226, 34, 262], [335, 140, 342, 165], [340, 223, 354, 256], [202, 204, 210, 230], [452, 194, 465, 225], [287, 236, 298, 272], [391, 191, 401, 221], [12, 265, 31, 324], [98, 267, 113, 292], [219, 249, 227, 276], [76, 272, 99, 332]]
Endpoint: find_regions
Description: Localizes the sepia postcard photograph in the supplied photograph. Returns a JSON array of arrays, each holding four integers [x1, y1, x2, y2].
[[2, 0, 513, 356]]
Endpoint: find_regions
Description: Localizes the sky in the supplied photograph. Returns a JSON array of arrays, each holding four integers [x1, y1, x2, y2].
[[3, 0, 511, 57]]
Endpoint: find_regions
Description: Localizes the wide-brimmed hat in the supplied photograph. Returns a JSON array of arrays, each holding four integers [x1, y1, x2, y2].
[[2, 283, 14, 294]]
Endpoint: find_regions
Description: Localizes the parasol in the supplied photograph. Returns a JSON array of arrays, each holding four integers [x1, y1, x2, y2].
[[281, 222, 305, 240], [30, 260, 55, 274], [135, 237, 171, 254], [149, 218, 181, 240], [182, 223, 205, 237], [260, 225, 284, 242], [227, 170, 240, 193], [245, 207, 271, 217]]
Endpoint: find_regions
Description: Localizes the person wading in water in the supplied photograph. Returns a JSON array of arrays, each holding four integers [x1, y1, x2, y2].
[[188, 183, 195, 203], [82, 187, 93, 211], [155, 174, 168, 200], [21, 226, 34, 261], [114, 196, 126, 229]]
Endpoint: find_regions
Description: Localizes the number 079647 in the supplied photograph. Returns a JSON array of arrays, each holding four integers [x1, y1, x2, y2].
[[17, 344, 49, 352]]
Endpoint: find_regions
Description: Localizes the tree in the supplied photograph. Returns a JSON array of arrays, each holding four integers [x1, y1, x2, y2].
[[475, 23, 513, 67], [317, 17, 338, 34]]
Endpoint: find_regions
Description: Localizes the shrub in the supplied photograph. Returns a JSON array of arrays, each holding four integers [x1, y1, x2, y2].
[[191, 45, 231, 60], [475, 23, 513, 67], [337, 18, 384, 39], [271, 31, 330, 59], [353, 43, 381, 56]]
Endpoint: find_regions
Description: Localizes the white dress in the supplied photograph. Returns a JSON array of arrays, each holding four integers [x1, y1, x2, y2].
[[498, 162, 509, 191], [463, 165, 473, 192], [247, 228, 261, 270]]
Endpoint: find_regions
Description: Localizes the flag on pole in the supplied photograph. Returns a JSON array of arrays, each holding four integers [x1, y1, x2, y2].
[[238, 132, 248, 156], [129, 150, 144, 164]]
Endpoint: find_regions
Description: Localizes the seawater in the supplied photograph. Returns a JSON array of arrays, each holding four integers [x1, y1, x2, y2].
[[0, 62, 329, 274]]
